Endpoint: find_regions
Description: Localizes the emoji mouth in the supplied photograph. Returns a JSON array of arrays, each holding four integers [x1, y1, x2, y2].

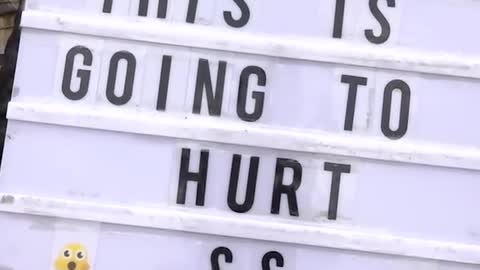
[[68, 261, 76, 270]]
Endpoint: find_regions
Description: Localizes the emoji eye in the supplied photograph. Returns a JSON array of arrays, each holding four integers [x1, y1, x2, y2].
[[63, 249, 71, 258], [76, 251, 85, 260]]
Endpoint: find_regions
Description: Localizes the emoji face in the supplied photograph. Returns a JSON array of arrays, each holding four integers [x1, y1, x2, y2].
[[54, 243, 90, 270]]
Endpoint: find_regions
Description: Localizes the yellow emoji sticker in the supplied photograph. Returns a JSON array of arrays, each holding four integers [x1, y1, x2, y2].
[[54, 243, 90, 270]]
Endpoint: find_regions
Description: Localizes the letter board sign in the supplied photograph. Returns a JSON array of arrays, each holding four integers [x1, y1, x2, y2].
[[1, 0, 480, 269]]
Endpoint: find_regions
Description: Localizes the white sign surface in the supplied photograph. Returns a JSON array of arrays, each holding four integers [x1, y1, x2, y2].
[[41, 33, 480, 148], [1, 213, 478, 270], [2, 120, 480, 244], [25, 0, 480, 54], [1, 0, 480, 269]]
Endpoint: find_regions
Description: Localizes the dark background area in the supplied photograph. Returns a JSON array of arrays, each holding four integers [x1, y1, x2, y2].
[[0, 0, 21, 164]]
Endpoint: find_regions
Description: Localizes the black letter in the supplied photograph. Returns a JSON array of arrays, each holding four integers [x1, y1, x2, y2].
[[106, 51, 136, 106], [211, 247, 233, 270], [224, 0, 250, 28], [271, 159, 302, 217], [381, 79, 410, 139], [62, 46, 93, 101], [365, 0, 396, 44], [156, 55, 172, 111], [103, 0, 112, 13], [324, 162, 351, 220], [262, 251, 284, 270], [332, 0, 345, 38], [158, 0, 168, 18], [341, 75, 368, 131], [138, 0, 148, 16], [186, 0, 199, 23], [193, 59, 227, 116], [176, 148, 209, 206], [237, 66, 266, 122], [227, 155, 259, 213], [103, 0, 167, 17]]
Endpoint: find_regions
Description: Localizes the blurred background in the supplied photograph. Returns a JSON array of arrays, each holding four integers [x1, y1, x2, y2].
[[0, 0, 18, 67], [0, 0, 19, 163]]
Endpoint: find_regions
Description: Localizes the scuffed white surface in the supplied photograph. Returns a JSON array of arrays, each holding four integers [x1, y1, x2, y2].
[[23, 0, 480, 55], [2, 1, 480, 269], [1, 120, 480, 250], [1, 194, 480, 265], [20, 9, 480, 79], [1, 212, 479, 270], [8, 101, 480, 171]]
